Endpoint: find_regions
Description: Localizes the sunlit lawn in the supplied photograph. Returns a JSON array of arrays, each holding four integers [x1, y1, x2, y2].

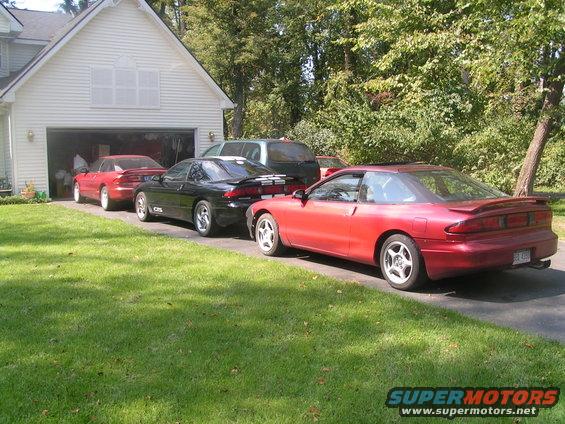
[[0, 204, 563, 423], [550, 199, 565, 239]]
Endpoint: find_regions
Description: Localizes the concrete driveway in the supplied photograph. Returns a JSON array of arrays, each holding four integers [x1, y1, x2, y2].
[[56, 200, 565, 343]]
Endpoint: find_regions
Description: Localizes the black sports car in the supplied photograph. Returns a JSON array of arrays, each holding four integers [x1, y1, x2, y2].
[[134, 157, 306, 236]]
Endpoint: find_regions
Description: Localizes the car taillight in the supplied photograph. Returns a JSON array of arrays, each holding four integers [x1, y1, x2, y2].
[[446, 210, 552, 234], [533, 210, 552, 225], [324, 168, 340, 178], [224, 183, 307, 199], [446, 216, 504, 234], [114, 175, 142, 184]]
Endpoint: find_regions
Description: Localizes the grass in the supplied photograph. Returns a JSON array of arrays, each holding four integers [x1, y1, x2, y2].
[[550, 199, 565, 239], [0, 204, 563, 423]]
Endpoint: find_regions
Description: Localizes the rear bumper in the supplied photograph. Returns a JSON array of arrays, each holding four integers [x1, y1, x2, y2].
[[214, 199, 256, 227], [108, 186, 135, 202], [418, 230, 558, 280]]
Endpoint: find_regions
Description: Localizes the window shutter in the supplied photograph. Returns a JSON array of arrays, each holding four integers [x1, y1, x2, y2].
[[138, 69, 160, 108], [91, 67, 114, 106], [115, 68, 137, 107]]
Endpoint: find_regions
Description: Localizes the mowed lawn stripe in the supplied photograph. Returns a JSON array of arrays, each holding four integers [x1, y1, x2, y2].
[[0, 204, 563, 423]]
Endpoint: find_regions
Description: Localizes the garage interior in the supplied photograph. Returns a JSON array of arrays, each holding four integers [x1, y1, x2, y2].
[[47, 128, 195, 198]]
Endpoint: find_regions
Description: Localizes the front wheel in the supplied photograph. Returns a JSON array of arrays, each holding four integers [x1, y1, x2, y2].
[[135, 192, 152, 222], [73, 182, 84, 203], [193, 200, 217, 237], [100, 186, 116, 211], [255, 213, 286, 256], [379, 234, 428, 291]]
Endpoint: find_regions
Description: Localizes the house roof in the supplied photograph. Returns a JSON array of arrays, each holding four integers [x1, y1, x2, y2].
[[9, 9, 73, 42], [0, 0, 234, 108]]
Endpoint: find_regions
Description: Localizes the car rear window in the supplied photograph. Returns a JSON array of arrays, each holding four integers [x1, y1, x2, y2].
[[219, 159, 272, 178], [114, 157, 161, 171], [317, 157, 347, 168], [267, 142, 315, 163], [409, 170, 508, 202]]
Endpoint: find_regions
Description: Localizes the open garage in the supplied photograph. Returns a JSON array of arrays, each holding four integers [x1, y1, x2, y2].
[[46, 128, 196, 198]]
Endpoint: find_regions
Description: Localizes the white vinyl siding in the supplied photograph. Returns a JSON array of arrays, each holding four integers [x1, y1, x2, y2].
[[0, 41, 8, 77], [9, 0, 225, 193], [91, 65, 160, 108], [9, 43, 44, 72]]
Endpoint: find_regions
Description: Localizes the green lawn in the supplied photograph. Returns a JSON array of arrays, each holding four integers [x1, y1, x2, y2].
[[550, 199, 565, 239], [0, 205, 563, 423]]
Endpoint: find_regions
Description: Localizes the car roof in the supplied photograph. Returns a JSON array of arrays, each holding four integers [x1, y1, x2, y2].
[[206, 156, 247, 161], [344, 164, 454, 173], [222, 139, 307, 145], [100, 155, 151, 159]]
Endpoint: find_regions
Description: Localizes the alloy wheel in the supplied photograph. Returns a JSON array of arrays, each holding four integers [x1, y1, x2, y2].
[[383, 241, 413, 285], [196, 204, 210, 232], [257, 218, 275, 252], [100, 187, 109, 209], [136, 193, 147, 220], [73, 183, 80, 202]]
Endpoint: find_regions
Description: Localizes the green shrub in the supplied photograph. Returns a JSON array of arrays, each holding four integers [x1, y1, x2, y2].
[[288, 120, 340, 156], [0, 195, 50, 206], [537, 138, 565, 192]]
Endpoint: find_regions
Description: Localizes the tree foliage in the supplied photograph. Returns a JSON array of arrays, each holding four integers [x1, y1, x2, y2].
[[151, 0, 563, 192]]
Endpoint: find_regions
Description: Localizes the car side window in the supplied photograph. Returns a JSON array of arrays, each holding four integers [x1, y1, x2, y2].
[[90, 159, 103, 173], [203, 144, 221, 157], [164, 161, 191, 182], [308, 174, 362, 202], [221, 142, 245, 156], [100, 160, 114, 172], [241, 143, 261, 161], [359, 172, 418, 204], [187, 161, 209, 182]]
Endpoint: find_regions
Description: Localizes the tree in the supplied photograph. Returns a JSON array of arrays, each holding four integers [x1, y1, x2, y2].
[[184, 0, 275, 138], [58, 0, 90, 16]]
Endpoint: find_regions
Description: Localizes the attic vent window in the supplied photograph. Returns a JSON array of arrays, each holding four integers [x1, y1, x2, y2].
[[91, 64, 160, 109]]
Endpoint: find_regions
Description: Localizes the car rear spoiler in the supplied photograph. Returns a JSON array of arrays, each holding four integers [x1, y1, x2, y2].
[[447, 196, 550, 214], [230, 174, 294, 185], [121, 168, 166, 175]]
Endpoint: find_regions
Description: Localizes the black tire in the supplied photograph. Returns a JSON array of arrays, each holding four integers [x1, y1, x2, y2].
[[135, 192, 152, 222], [193, 200, 217, 237], [379, 234, 428, 291], [73, 182, 84, 203], [100, 186, 116, 211], [255, 213, 287, 256]]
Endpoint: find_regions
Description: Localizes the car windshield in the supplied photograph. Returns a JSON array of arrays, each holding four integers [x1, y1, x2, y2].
[[114, 157, 161, 171], [317, 157, 347, 168], [408, 170, 509, 202], [267, 142, 316, 163]]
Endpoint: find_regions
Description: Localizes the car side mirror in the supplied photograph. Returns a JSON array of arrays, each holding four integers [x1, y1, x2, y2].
[[152, 174, 163, 182], [76, 166, 89, 174], [292, 189, 307, 201]]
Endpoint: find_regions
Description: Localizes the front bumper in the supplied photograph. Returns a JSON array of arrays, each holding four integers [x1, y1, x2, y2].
[[419, 229, 558, 280]]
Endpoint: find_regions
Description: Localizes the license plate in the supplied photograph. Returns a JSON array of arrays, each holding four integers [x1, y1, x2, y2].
[[513, 249, 531, 265]]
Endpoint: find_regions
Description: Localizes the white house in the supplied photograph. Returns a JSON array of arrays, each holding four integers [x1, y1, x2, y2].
[[0, 0, 233, 197]]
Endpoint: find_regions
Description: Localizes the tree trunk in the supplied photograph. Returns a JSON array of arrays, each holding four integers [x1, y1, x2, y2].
[[513, 67, 564, 197], [231, 69, 246, 138]]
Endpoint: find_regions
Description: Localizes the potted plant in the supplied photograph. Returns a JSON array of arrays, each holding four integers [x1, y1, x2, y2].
[[21, 181, 36, 200]]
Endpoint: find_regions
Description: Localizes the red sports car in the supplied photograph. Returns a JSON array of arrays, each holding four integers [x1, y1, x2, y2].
[[73, 155, 165, 210], [317, 155, 348, 178], [247, 164, 557, 291]]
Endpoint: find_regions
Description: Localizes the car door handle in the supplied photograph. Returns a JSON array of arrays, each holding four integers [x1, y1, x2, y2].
[[345, 206, 357, 216]]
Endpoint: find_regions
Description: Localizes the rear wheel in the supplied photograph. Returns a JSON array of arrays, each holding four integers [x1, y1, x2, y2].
[[255, 213, 286, 256], [135, 192, 152, 222], [73, 182, 84, 203], [100, 186, 116, 211], [194, 200, 217, 237], [380, 234, 428, 291]]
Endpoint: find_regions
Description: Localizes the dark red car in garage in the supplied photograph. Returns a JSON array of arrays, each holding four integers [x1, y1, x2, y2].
[[73, 155, 165, 210], [247, 164, 558, 291]]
